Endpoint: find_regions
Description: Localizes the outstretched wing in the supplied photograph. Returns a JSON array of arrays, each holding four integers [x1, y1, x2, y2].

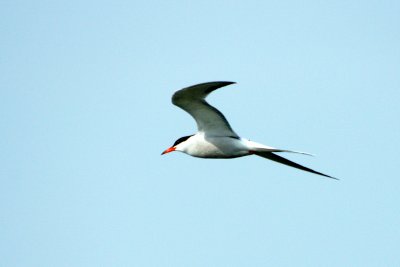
[[254, 151, 337, 179], [172, 81, 238, 137]]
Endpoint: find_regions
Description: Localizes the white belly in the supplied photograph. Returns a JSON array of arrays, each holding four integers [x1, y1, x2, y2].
[[185, 136, 249, 158]]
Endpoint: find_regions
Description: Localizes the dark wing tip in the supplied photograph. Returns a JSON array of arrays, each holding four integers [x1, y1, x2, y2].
[[200, 81, 236, 85], [181, 81, 235, 90], [254, 152, 338, 180], [212, 81, 236, 85], [319, 173, 339, 180], [172, 81, 236, 105], [203, 81, 235, 94]]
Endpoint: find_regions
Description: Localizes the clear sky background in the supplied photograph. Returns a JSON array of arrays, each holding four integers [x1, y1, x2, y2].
[[1, 0, 399, 266]]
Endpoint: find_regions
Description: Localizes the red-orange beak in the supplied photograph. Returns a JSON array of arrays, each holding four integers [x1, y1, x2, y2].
[[161, 146, 176, 155]]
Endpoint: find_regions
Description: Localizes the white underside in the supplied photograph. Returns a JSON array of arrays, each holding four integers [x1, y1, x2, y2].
[[182, 135, 249, 158], [175, 133, 309, 159]]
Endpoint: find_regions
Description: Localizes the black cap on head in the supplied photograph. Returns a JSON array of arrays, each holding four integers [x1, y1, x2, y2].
[[173, 135, 193, 147]]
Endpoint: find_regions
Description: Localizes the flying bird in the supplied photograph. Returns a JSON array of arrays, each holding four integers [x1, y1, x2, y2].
[[162, 81, 336, 179]]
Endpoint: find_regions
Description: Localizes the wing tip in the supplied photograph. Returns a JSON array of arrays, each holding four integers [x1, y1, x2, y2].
[[254, 151, 338, 180], [203, 81, 236, 94], [321, 174, 339, 180], [186, 81, 236, 90], [217, 81, 236, 85], [172, 81, 237, 104]]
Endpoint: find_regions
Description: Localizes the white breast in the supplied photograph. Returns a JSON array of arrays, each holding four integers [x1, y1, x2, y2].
[[181, 134, 250, 158]]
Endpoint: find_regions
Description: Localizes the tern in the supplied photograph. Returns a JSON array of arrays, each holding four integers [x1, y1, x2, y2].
[[162, 81, 336, 179]]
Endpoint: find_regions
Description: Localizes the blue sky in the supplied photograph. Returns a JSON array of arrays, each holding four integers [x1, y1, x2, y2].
[[1, 0, 399, 266]]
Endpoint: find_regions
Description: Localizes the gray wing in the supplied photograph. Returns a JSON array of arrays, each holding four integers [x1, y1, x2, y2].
[[172, 81, 238, 137]]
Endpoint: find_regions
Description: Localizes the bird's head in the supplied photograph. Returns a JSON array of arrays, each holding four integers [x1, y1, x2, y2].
[[161, 135, 194, 155]]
